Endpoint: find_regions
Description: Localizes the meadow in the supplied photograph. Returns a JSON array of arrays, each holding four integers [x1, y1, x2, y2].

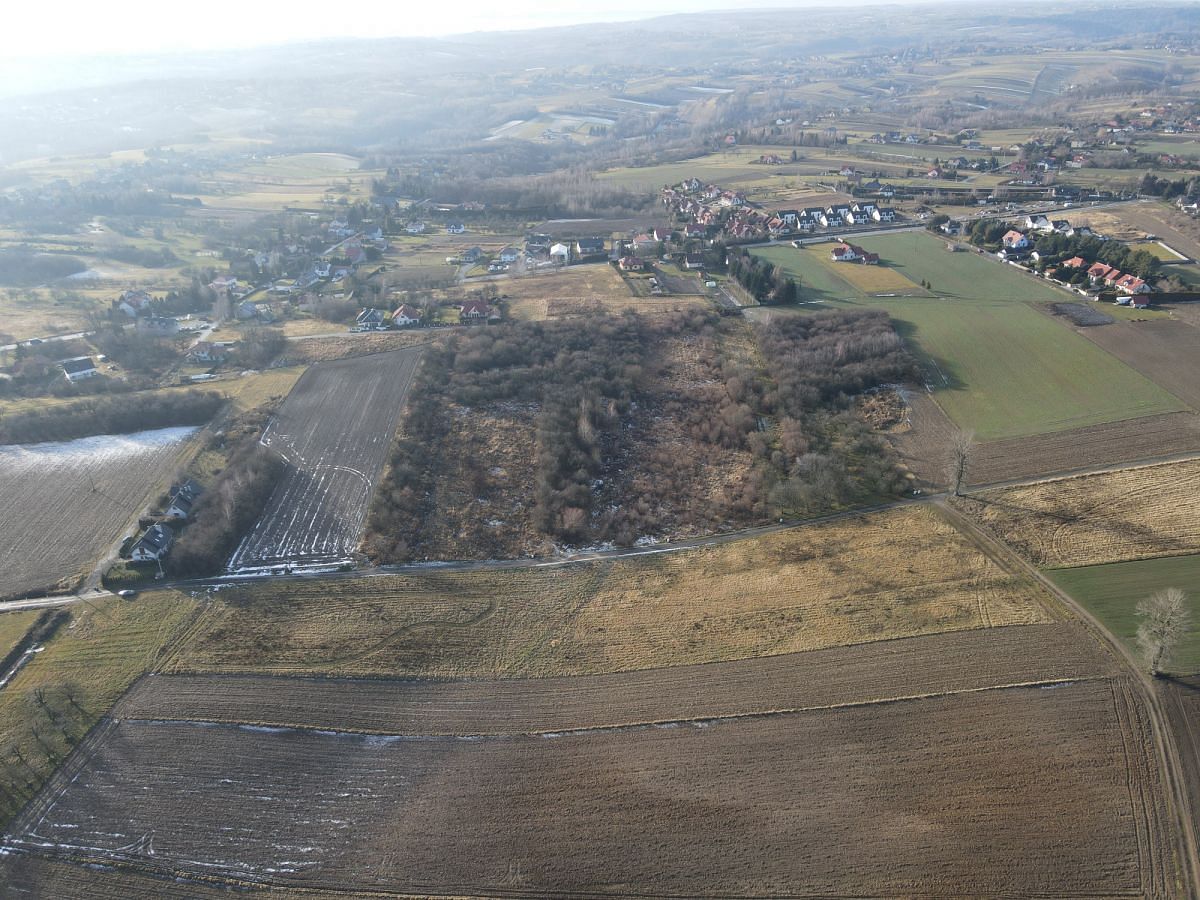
[[754, 234, 1185, 440], [1049, 554, 1200, 675]]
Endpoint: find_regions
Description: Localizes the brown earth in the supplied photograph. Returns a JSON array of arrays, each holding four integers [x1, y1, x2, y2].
[[1160, 675, 1200, 851], [954, 458, 1200, 568], [281, 330, 432, 364], [1075, 318, 1200, 410], [5, 678, 1172, 897], [119, 623, 1115, 736]]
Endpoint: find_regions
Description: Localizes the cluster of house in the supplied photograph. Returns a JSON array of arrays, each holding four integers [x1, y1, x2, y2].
[[354, 296, 498, 330], [129, 480, 202, 563], [1061, 258, 1151, 299], [995, 216, 1098, 259], [521, 234, 607, 268], [661, 179, 897, 243]]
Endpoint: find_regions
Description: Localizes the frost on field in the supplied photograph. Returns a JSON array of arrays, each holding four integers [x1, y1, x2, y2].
[[0, 427, 197, 598]]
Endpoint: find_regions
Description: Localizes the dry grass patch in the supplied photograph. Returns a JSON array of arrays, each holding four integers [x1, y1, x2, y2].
[[165, 505, 1050, 678], [282, 330, 431, 363], [823, 257, 926, 294], [503, 265, 706, 320], [956, 458, 1200, 568]]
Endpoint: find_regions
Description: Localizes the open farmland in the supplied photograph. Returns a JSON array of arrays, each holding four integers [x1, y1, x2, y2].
[[760, 242, 928, 298], [1049, 553, 1200, 675], [1075, 319, 1200, 411], [122, 623, 1116, 735], [3, 678, 1173, 896], [956, 459, 1200, 569], [229, 348, 422, 571], [168, 505, 1051, 678], [503, 263, 707, 320], [755, 233, 1185, 440], [0, 427, 198, 599]]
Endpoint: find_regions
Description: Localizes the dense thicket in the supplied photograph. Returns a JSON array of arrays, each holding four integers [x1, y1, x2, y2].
[[0, 391, 223, 445], [367, 309, 916, 561], [170, 431, 285, 577], [729, 251, 799, 304]]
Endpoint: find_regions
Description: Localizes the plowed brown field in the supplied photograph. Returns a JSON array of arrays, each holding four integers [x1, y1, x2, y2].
[[1078, 319, 1200, 411], [122, 623, 1116, 735], [956, 458, 1200, 567], [167, 505, 1051, 678], [4, 678, 1172, 897]]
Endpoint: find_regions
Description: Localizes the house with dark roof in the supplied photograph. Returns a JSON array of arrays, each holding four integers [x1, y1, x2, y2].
[[683, 254, 705, 270], [166, 480, 202, 520], [61, 357, 98, 382], [131, 523, 174, 561], [392, 304, 422, 327], [575, 237, 606, 257], [459, 299, 492, 323]]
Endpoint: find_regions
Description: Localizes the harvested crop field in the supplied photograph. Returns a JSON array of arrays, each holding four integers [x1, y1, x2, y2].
[[0, 427, 197, 599], [504, 264, 706, 319], [4, 678, 1173, 896], [955, 458, 1200, 568], [169, 505, 1050, 678], [281, 330, 430, 364], [229, 348, 421, 571], [1076, 319, 1200, 410], [121, 623, 1116, 735], [1159, 675, 1200, 845]]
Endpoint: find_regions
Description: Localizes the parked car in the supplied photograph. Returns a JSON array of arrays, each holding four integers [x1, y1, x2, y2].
[[117, 589, 137, 598]]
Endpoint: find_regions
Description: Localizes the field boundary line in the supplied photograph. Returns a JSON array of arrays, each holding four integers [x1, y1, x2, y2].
[[112, 675, 1111, 740]]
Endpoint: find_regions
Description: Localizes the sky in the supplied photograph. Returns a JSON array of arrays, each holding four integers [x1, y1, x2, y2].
[[5, 0, 911, 59]]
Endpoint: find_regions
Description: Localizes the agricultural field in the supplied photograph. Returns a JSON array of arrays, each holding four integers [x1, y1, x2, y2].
[[762, 242, 928, 299], [0, 592, 198, 825], [122, 622, 1115, 735], [167, 505, 1051, 678], [3, 678, 1172, 896], [1160, 674, 1200, 850], [229, 347, 422, 571], [955, 459, 1200, 569], [281, 330, 430, 364], [1049, 554, 1200, 675], [0, 427, 198, 599], [1075, 319, 1200, 411], [754, 234, 1186, 440]]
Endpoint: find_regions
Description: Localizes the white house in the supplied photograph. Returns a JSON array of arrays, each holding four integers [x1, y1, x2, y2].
[[1001, 230, 1030, 250], [405, 221, 426, 234], [61, 357, 98, 382], [550, 243, 571, 264], [392, 304, 421, 327], [131, 523, 174, 561]]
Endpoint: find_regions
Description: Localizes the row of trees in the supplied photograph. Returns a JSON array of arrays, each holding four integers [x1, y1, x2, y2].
[[0, 390, 222, 445], [169, 423, 285, 576], [728, 251, 801, 305]]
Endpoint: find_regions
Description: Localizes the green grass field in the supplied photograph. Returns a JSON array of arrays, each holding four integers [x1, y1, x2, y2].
[[753, 233, 1184, 439], [1048, 554, 1200, 675]]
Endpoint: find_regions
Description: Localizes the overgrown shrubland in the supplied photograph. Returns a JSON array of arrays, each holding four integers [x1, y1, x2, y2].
[[366, 309, 916, 562]]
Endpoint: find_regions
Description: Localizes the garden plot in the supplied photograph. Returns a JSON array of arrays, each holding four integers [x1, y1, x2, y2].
[[0, 427, 197, 599], [228, 348, 421, 571]]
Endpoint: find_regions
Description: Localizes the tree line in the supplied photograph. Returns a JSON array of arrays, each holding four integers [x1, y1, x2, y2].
[[0, 390, 223, 445], [728, 250, 801, 304]]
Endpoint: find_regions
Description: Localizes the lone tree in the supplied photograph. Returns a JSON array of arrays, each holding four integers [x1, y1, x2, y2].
[[946, 430, 975, 496], [1136, 588, 1191, 676]]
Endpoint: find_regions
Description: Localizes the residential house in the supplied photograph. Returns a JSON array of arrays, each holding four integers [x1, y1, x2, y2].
[[498, 247, 520, 263], [209, 275, 238, 294], [550, 243, 571, 264], [618, 256, 646, 271], [651, 225, 673, 242], [575, 237, 606, 257], [446, 223, 466, 234], [1024, 215, 1053, 232], [236, 301, 261, 320], [166, 480, 202, 520], [1114, 273, 1150, 295], [356, 308, 387, 327], [1060, 256, 1087, 269], [61, 357, 98, 382], [684, 223, 707, 239], [131, 523, 174, 562], [872, 207, 897, 223], [189, 341, 229, 363], [1087, 262, 1117, 283], [405, 221, 426, 234], [1001, 230, 1030, 250], [459, 299, 492, 323], [631, 233, 658, 255], [392, 304, 421, 327], [683, 254, 705, 270], [830, 243, 879, 264], [114, 289, 154, 318], [461, 247, 484, 264]]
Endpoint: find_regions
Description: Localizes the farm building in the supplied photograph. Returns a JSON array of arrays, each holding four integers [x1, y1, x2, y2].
[[61, 357, 98, 382], [130, 523, 174, 561]]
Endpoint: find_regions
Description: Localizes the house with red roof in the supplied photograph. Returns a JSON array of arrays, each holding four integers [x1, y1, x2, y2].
[[392, 304, 421, 326], [1001, 230, 1030, 250]]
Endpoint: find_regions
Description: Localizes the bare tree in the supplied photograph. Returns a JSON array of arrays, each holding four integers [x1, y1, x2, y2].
[[1137, 588, 1191, 676], [946, 430, 975, 496]]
